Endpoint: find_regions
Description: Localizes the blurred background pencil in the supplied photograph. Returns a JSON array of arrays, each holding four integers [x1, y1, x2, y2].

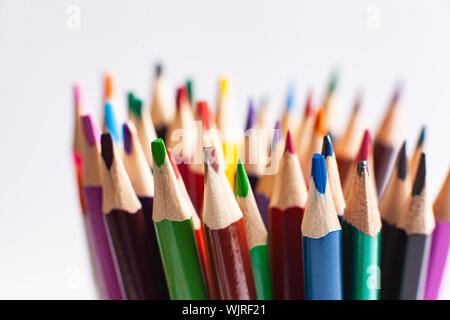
[[280, 85, 296, 136], [235, 160, 272, 300], [302, 154, 342, 300], [410, 125, 426, 179], [424, 169, 450, 300], [295, 90, 315, 170], [203, 147, 257, 300], [269, 131, 307, 300]]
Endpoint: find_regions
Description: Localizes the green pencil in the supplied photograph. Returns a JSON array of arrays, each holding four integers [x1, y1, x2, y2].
[[151, 138, 208, 299], [235, 160, 272, 300], [342, 161, 381, 300]]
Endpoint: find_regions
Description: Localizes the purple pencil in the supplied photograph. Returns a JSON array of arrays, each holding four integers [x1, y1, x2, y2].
[[254, 121, 283, 228], [424, 170, 450, 300], [81, 114, 125, 300]]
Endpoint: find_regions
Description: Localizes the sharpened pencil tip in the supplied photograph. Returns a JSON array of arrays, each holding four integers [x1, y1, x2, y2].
[[329, 71, 339, 94], [285, 130, 295, 154], [397, 140, 408, 180], [357, 161, 369, 177], [104, 73, 113, 101], [74, 82, 86, 109], [204, 146, 219, 175], [322, 135, 334, 157], [286, 85, 295, 111], [123, 122, 132, 154], [271, 121, 282, 150], [353, 91, 363, 113], [311, 154, 327, 194], [101, 133, 114, 170], [304, 90, 314, 117], [417, 125, 426, 148], [176, 86, 189, 109], [356, 129, 371, 162], [155, 63, 162, 77], [186, 79, 194, 104], [167, 149, 181, 179], [235, 159, 249, 198], [81, 114, 100, 146], [220, 77, 229, 96], [245, 99, 256, 130], [315, 108, 326, 135], [412, 153, 426, 196], [391, 82, 403, 105], [104, 102, 121, 144], [151, 138, 167, 167], [129, 94, 143, 118], [197, 101, 212, 130]]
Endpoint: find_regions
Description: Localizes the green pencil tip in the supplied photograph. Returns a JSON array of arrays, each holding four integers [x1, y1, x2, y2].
[[235, 159, 249, 198], [151, 138, 167, 167], [329, 71, 338, 94], [186, 79, 194, 104]]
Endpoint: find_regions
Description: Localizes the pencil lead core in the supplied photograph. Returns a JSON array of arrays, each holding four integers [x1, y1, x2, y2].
[[315, 108, 326, 135], [356, 129, 371, 162], [81, 114, 99, 146], [245, 99, 256, 130], [197, 101, 212, 130], [271, 121, 282, 150], [176, 86, 189, 109], [155, 63, 162, 77], [357, 161, 369, 177], [417, 125, 426, 148], [104, 102, 121, 144], [397, 140, 408, 180], [311, 153, 327, 194], [235, 159, 249, 198], [285, 130, 295, 154], [321, 135, 334, 157], [412, 153, 426, 196], [123, 122, 132, 154], [286, 85, 295, 111], [100, 133, 114, 170], [151, 138, 167, 168], [104, 73, 113, 101]]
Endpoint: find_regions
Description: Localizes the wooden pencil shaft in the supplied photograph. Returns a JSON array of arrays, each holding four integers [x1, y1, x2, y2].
[[399, 234, 431, 300], [205, 219, 257, 300]]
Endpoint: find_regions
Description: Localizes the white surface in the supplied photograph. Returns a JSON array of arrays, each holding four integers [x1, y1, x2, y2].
[[0, 0, 449, 299]]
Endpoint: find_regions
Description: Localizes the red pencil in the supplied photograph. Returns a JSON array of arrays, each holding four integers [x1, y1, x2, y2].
[[269, 131, 308, 299], [203, 146, 257, 300]]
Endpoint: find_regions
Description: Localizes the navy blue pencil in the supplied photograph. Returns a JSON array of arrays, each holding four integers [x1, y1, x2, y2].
[[302, 153, 343, 300]]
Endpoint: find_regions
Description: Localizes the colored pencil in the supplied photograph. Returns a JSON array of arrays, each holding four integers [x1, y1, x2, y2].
[[167, 148, 218, 300], [203, 146, 257, 300], [150, 63, 175, 139], [165, 86, 196, 186], [322, 135, 346, 221], [235, 160, 272, 300], [280, 85, 296, 135], [334, 93, 363, 183], [101, 132, 161, 299], [302, 153, 343, 300], [128, 93, 157, 167], [304, 108, 326, 182], [151, 138, 208, 299], [216, 76, 241, 188], [73, 83, 87, 214], [186, 78, 195, 107], [295, 89, 315, 169], [242, 99, 265, 191], [256, 96, 272, 155], [342, 161, 381, 300], [80, 114, 124, 300], [424, 169, 450, 300], [397, 154, 435, 300], [379, 141, 411, 300], [269, 131, 308, 300], [254, 121, 283, 229], [322, 71, 338, 139], [410, 125, 426, 181], [373, 86, 401, 195], [122, 122, 169, 299]]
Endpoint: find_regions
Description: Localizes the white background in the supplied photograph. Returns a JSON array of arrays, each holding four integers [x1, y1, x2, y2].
[[0, 0, 448, 299]]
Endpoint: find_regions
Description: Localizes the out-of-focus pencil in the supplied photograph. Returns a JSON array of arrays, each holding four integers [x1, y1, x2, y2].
[[322, 71, 338, 139], [424, 169, 450, 300], [280, 85, 296, 135], [410, 125, 426, 180], [322, 135, 346, 222], [80, 114, 124, 300], [269, 131, 308, 300], [122, 122, 169, 299], [73, 83, 87, 213], [150, 63, 175, 140], [235, 160, 272, 300], [295, 90, 315, 168], [373, 85, 401, 195], [397, 154, 435, 300], [151, 138, 208, 299], [203, 146, 257, 300], [302, 153, 343, 300], [379, 141, 410, 300], [342, 161, 381, 300], [186, 78, 195, 107], [304, 108, 327, 182], [334, 93, 363, 183]]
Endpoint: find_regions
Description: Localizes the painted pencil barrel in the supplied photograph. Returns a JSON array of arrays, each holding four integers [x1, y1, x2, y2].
[[83, 187, 124, 300], [303, 231, 343, 300], [343, 222, 380, 300], [195, 228, 218, 300], [424, 222, 450, 300], [154, 218, 208, 299], [249, 244, 273, 300], [255, 193, 270, 229]]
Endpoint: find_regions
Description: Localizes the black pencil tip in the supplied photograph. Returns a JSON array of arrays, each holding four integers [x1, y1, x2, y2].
[[397, 140, 408, 180], [412, 153, 426, 196], [357, 161, 368, 177], [155, 63, 162, 77], [101, 133, 114, 170], [321, 135, 334, 157]]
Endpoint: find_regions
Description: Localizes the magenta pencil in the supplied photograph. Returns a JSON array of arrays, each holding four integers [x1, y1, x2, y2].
[[81, 114, 124, 300], [424, 170, 450, 300]]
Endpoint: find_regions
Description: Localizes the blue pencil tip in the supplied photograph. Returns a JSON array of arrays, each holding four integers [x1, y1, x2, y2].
[[104, 102, 121, 144], [321, 135, 334, 157], [286, 85, 295, 111], [311, 153, 327, 194]]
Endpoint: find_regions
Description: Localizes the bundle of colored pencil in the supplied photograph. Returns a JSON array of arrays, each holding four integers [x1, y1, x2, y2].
[[71, 67, 449, 300]]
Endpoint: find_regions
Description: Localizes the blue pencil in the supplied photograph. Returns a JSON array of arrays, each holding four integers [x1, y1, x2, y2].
[[302, 153, 343, 300]]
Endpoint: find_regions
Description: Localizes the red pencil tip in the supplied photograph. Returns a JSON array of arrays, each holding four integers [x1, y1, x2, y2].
[[356, 129, 372, 162], [176, 86, 189, 110], [304, 90, 314, 117], [197, 100, 212, 130], [285, 130, 296, 154], [167, 149, 181, 179]]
